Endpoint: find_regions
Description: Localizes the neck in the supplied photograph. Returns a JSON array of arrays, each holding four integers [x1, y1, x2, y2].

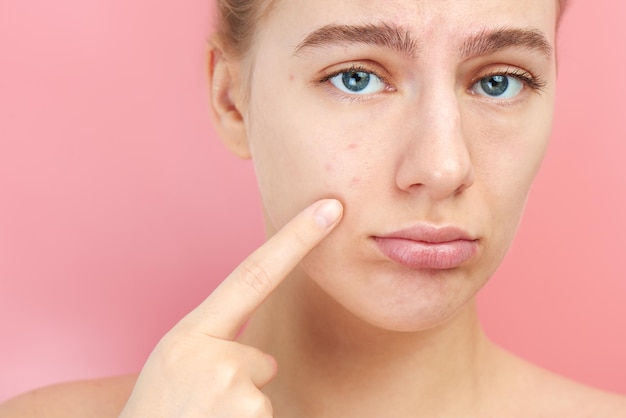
[[237, 268, 498, 418]]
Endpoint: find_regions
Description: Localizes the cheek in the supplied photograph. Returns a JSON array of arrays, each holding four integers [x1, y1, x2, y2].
[[469, 92, 553, 185], [472, 100, 553, 246], [246, 100, 382, 232]]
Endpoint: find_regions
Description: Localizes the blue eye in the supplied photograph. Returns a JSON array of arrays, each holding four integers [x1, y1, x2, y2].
[[473, 74, 524, 99], [329, 70, 386, 95]]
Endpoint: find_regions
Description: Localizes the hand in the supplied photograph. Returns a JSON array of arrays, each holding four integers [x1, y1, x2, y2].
[[119, 199, 343, 417]]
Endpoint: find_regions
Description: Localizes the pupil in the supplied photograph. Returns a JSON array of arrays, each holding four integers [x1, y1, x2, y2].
[[343, 71, 370, 92], [481, 75, 509, 96]]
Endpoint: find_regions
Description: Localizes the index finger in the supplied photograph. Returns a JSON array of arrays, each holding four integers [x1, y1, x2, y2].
[[180, 199, 343, 340]]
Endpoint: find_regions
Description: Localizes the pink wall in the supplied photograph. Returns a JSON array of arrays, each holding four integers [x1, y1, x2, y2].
[[1, 0, 624, 402]]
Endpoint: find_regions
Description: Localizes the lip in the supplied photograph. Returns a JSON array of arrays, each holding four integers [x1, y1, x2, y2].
[[373, 225, 479, 270]]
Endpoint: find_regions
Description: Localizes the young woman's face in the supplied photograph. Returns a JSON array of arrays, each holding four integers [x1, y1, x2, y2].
[[238, 0, 557, 331]]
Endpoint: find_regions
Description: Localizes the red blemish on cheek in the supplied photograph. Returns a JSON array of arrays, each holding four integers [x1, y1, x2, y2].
[[347, 143, 358, 150], [289, 74, 294, 81], [325, 163, 333, 172], [351, 177, 361, 185]]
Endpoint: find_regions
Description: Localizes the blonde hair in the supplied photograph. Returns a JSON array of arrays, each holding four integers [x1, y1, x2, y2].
[[214, 0, 276, 58]]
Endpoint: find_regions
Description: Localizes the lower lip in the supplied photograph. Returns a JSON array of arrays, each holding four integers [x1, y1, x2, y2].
[[373, 237, 478, 270]]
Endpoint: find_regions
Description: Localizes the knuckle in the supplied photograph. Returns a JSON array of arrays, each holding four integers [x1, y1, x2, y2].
[[156, 336, 194, 370], [244, 394, 273, 417], [210, 359, 241, 386], [238, 259, 274, 296], [155, 334, 241, 381]]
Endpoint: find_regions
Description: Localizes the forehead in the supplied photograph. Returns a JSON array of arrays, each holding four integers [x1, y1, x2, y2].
[[259, 0, 557, 53]]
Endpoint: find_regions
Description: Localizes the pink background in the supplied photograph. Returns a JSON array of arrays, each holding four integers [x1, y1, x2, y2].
[[1, 0, 625, 403]]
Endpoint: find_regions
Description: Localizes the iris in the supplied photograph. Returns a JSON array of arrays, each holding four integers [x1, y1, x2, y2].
[[342, 71, 371, 92], [480, 75, 509, 96]]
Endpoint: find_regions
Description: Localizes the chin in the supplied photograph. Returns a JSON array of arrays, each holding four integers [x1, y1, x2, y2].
[[354, 281, 480, 333], [361, 298, 477, 333], [301, 259, 487, 335]]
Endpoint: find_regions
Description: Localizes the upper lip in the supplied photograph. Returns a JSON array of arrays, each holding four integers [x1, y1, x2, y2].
[[375, 225, 476, 244]]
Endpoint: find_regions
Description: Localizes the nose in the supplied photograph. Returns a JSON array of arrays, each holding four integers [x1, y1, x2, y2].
[[395, 86, 475, 200]]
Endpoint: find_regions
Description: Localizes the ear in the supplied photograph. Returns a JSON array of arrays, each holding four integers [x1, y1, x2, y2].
[[207, 38, 251, 159]]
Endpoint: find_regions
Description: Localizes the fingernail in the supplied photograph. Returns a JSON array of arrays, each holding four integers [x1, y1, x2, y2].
[[314, 200, 343, 229]]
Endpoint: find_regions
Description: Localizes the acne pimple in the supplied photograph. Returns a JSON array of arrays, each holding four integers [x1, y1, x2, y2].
[[347, 143, 358, 150], [289, 74, 294, 81], [325, 163, 333, 172], [351, 177, 361, 185]]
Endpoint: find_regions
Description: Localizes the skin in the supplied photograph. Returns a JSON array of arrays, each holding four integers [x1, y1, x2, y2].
[[242, 0, 554, 334], [2, 0, 626, 416]]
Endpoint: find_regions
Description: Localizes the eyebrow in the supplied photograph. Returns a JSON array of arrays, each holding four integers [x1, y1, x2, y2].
[[294, 23, 553, 61], [293, 23, 420, 57], [461, 27, 553, 59]]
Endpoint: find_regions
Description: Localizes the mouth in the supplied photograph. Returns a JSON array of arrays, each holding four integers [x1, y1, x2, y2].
[[373, 225, 479, 270]]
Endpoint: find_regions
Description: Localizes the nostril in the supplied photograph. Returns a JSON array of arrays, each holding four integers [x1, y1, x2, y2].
[[454, 182, 470, 195], [396, 154, 475, 199]]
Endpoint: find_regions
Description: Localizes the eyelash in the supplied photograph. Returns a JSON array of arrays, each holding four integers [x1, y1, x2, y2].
[[472, 67, 547, 93], [316, 64, 547, 98], [317, 64, 392, 95]]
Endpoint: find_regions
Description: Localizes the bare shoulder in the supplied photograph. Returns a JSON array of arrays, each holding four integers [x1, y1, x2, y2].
[[493, 347, 626, 418], [537, 373, 626, 418], [0, 374, 138, 418]]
